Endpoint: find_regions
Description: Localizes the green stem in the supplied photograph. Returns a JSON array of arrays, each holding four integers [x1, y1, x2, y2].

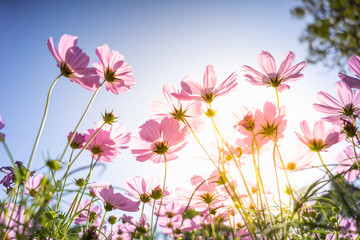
[[97, 210, 108, 240], [208, 204, 216, 239], [55, 149, 74, 212], [0, 135, 15, 164], [59, 80, 105, 164], [85, 197, 95, 231], [272, 142, 283, 222], [152, 155, 168, 237], [28, 74, 61, 170], [275, 87, 280, 109], [317, 151, 360, 214], [149, 198, 157, 240]]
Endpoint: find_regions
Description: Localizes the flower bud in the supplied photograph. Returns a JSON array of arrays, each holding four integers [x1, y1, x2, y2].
[[45, 210, 57, 220], [75, 178, 86, 187], [205, 108, 216, 118], [102, 110, 117, 124], [151, 186, 163, 200], [107, 215, 117, 225], [46, 159, 61, 171], [6, 188, 16, 197], [332, 206, 341, 213]]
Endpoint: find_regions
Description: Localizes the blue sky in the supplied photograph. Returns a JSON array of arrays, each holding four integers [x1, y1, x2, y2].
[[0, 0, 343, 207]]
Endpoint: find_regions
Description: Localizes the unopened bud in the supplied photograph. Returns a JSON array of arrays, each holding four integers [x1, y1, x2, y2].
[[108, 215, 117, 225], [46, 159, 61, 171], [102, 110, 117, 124], [75, 178, 86, 187], [151, 186, 163, 200], [205, 108, 216, 118]]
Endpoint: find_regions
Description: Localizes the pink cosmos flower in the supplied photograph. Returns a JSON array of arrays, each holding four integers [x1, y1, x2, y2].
[[336, 146, 360, 182], [332, 216, 359, 239], [84, 121, 130, 162], [89, 181, 140, 212], [155, 199, 186, 219], [0, 116, 5, 141], [124, 176, 170, 203], [47, 34, 100, 91], [160, 215, 194, 238], [130, 117, 188, 163], [314, 81, 360, 124], [149, 83, 204, 132], [275, 144, 314, 172], [0, 203, 28, 239], [238, 102, 287, 148], [339, 55, 360, 89], [74, 199, 102, 226], [93, 44, 135, 94], [111, 223, 135, 240], [172, 65, 238, 104], [203, 207, 229, 227], [295, 120, 342, 152], [242, 51, 306, 92], [177, 173, 228, 212], [24, 174, 44, 196], [67, 131, 86, 149]]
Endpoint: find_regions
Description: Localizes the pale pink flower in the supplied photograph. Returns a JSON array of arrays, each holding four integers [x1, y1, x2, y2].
[[338, 216, 359, 239], [130, 117, 188, 163], [24, 174, 44, 196], [0, 204, 27, 239], [155, 199, 186, 218], [160, 215, 194, 238], [336, 146, 360, 182], [124, 176, 171, 203], [0, 116, 5, 141], [242, 51, 306, 92], [93, 44, 135, 94], [47, 34, 100, 91], [111, 223, 135, 240], [275, 144, 314, 172], [89, 181, 140, 212], [119, 214, 149, 238], [74, 199, 102, 226], [339, 55, 360, 89], [236, 227, 252, 240], [314, 81, 360, 123], [149, 83, 204, 132], [84, 121, 130, 162], [203, 207, 229, 227], [239, 102, 287, 148], [172, 65, 238, 104], [67, 131, 85, 149], [295, 120, 342, 152], [177, 173, 227, 212]]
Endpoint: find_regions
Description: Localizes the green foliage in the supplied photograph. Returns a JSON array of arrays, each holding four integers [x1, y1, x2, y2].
[[291, 0, 360, 69]]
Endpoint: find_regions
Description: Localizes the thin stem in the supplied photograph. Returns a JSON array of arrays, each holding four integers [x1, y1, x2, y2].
[[0, 135, 15, 164], [317, 151, 360, 215], [208, 204, 216, 239], [28, 74, 61, 170], [183, 118, 216, 166], [85, 197, 95, 231], [149, 198, 157, 240], [59, 80, 105, 164], [275, 87, 280, 109], [97, 210, 108, 240], [250, 130, 276, 226], [152, 155, 168, 236], [210, 117, 258, 211], [55, 149, 75, 212], [272, 142, 283, 222]]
